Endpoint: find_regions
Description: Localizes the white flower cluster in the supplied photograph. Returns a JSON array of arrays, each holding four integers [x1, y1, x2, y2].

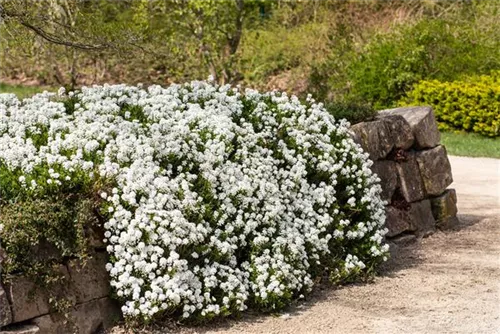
[[0, 81, 388, 321]]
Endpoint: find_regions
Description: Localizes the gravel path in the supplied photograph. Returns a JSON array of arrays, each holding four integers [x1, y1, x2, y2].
[[111, 156, 500, 334]]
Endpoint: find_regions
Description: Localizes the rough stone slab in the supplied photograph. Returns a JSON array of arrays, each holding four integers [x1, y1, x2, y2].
[[67, 252, 111, 304], [416, 145, 453, 196], [32, 297, 121, 334], [4, 276, 50, 323], [86, 224, 106, 250], [409, 199, 436, 237], [350, 120, 394, 160], [378, 106, 440, 149], [0, 285, 12, 327], [30, 240, 62, 263], [371, 160, 398, 202], [385, 206, 416, 237], [431, 189, 459, 229], [396, 153, 425, 203], [0, 324, 40, 334], [4, 266, 73, 323], [29, 314, 75, 334], [377, 115, 414, 150]]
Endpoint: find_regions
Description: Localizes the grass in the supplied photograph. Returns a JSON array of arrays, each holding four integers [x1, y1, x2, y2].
[[441, 131, 500, 159], [0, 83, 51, 99]]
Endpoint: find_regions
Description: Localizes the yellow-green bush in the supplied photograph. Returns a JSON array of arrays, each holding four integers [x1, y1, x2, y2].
[[402, 73, 500, 137]]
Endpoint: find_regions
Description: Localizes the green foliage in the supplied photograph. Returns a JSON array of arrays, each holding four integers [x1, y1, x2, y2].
[[307, 1, 500, 109], [345, 3, 500, 109], [325, 101, 376, 125], [402, 72, 500, 137], [239, 21, 328, 88], [0, 194, 99, 313], [0, 195, 95, 275]]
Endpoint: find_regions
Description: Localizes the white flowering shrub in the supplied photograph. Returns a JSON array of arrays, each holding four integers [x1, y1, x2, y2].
[[0, 80, 388, 322]]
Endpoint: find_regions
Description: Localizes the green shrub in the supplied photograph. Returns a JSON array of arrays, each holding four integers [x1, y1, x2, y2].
[[342, 2, 500, 109], [401, 72, 500, 137], [238, 21, 329, 91], [325, 101, 376, 125]]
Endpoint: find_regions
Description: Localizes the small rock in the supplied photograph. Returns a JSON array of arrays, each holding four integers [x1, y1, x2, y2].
[[378, 106, 440, 149], [416, 146, 453, 196], [390, 234, 417, 246]]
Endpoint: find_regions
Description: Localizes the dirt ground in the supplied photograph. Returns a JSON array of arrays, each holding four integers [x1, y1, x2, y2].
[[110, 156, 500, 334]]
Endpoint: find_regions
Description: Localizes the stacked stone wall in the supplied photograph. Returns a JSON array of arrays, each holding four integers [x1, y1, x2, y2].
[[0, 229, 120, 334], [351, 106, 459, 242]]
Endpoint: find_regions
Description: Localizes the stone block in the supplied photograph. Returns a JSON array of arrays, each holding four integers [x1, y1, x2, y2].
[[0, 324, 40, 334], [371, 160, 398, 202], [32, 297, 121, 334], [350, 120, 393, 160], [4, 266, 73, 323], [384, 206, 416, 237], [30, 240, 62, 263], [415, 145, 453, 196], [4, 276, 50, 323], [385, 199, 436, 238], [23, 315, 69, 334], [378, 106, 440, 149], [409, 199, 436, 236], [85, 224, 106, 250], [67, 252, 111, 303], [377, 115, 414, 150], [0, 285, 12, 327], [431, 189, 459, 229], [396, 153, 425, 203]]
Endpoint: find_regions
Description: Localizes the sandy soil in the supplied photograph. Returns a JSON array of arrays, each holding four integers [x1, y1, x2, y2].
[[110, 156, 500, 334]]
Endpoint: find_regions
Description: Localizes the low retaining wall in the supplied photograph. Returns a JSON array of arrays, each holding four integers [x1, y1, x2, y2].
[[0, 232, 121, 334], [351, 106, 459, 241], [0, 106, 458, 334]]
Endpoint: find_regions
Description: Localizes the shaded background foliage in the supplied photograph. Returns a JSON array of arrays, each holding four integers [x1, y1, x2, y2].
[[0, 0, 499, 115]]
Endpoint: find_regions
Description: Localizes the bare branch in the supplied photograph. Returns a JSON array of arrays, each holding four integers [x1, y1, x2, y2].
[[0, 5, 109, 50]]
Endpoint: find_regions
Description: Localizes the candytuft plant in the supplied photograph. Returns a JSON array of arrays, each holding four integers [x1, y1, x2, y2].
[[0, 80, 388, 323]]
